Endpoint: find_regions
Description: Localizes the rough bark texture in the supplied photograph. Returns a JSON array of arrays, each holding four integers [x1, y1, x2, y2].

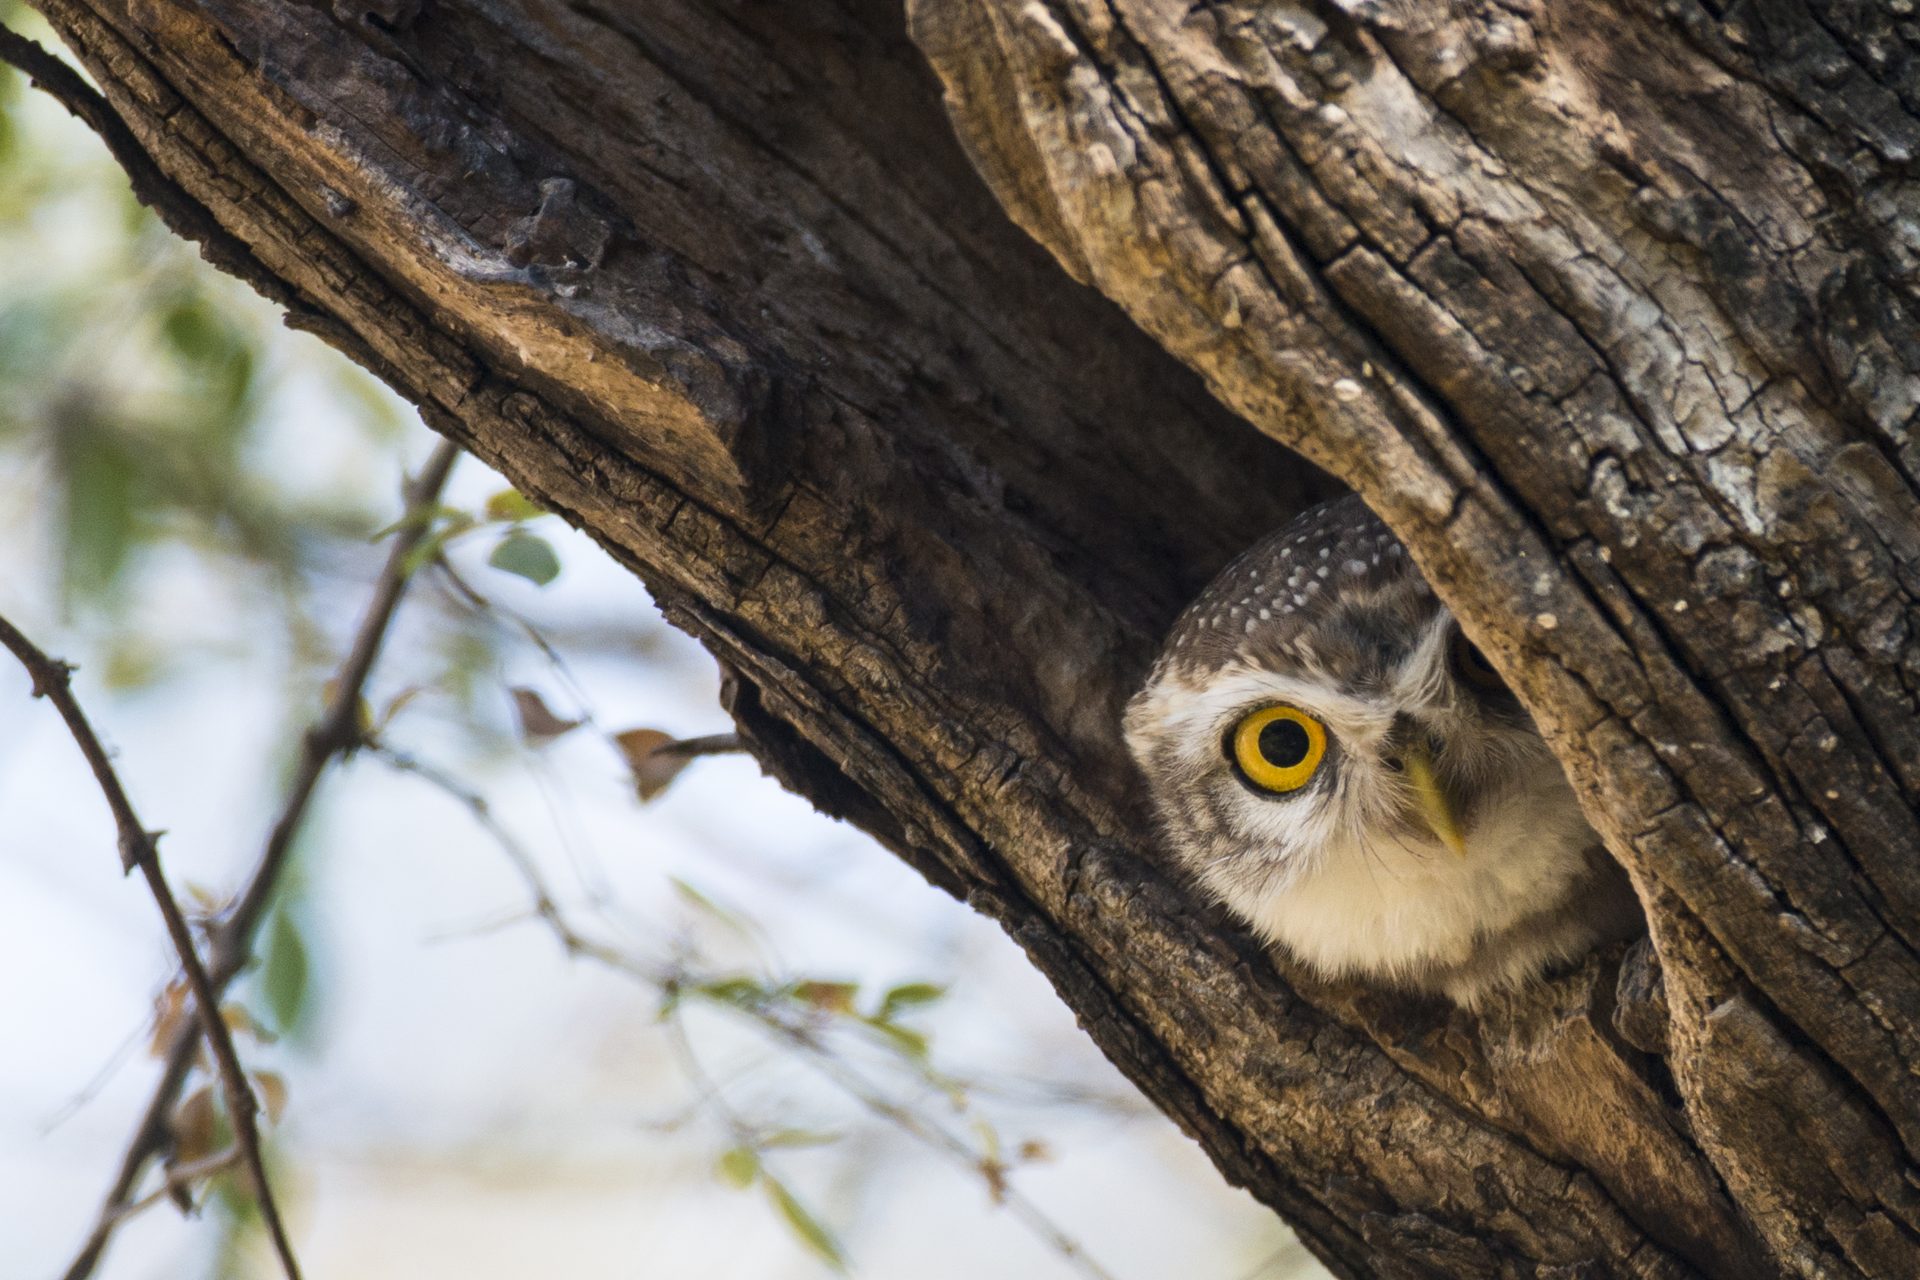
[[20, 0, 1919, 1275]]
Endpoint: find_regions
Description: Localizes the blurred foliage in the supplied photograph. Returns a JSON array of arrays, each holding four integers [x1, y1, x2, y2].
[[0, 20, 380, 1181], [0, 24, 415, 687], [0, 37, 436, 1277], [0, 28, 1173, 1280], [260, 906, 313, 1039], [0, 1, 22, 165]]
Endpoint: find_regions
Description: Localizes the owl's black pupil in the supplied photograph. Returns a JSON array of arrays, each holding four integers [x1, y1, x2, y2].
[[1259, 719, 1311, 768]]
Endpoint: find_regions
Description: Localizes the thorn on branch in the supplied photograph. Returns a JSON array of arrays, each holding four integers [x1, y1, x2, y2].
[[117, 830, 154, 875], [24, 656, 75, 698], [51, 439, 461, 1280], [0, 611, 304, 1280]]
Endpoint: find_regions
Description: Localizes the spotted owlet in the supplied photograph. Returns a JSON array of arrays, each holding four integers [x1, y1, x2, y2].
[[1125, 496, 1642, 1005]]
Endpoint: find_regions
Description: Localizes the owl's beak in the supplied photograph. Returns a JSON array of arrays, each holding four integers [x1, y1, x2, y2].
[[1403, 741, 1468, 858]]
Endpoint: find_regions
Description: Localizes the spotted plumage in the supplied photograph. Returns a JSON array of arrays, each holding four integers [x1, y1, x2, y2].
[[1126, 496, 1641, 1005]]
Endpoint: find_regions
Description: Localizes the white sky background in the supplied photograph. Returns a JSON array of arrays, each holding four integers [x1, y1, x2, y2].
[[0, 40, 1327, 1280]]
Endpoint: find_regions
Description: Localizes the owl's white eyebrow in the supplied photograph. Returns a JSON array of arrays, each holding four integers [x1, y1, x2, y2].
[[1148, 663, 1390, 741], [1389, 613, 1456, 707]]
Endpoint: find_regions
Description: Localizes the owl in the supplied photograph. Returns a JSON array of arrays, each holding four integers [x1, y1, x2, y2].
[[1125, 496, 1642, 1005]]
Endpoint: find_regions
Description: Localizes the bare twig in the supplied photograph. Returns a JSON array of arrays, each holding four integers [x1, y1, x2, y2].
[[0, 616, 304, 1280], [369, 743, 575, 944], [430, 553, 600, 718], [38, 1023, 147, 1137], [110, 1148, 246, 1225], [372, 741, 706, 973], [59, 440, 460, 1280], [375, 743, 1117, 1280], [780, 1041, 1120, 1280], [654, 732, 744, 758]]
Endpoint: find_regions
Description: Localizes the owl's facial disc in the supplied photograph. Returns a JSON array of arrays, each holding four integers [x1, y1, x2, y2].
[[1134, 606, 1533, 884], [1223, 694, 1469, 858], [1124, 495, 1633, 1000]]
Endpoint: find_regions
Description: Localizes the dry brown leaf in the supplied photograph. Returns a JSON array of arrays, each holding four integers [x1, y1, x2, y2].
[[150, 980, 189, 1058], [613, 728, 694, 801], [252, 1070, 289, 1124], [511, 687, 584, 744], [375, 685, 424, 733], [979, 1157, 1009, 1205], [171, 1085, 218, 1165], [220, 1002, 276, 1044]]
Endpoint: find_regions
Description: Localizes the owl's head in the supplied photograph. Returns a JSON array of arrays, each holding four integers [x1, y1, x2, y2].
[[1124, 497, 1578, 962]]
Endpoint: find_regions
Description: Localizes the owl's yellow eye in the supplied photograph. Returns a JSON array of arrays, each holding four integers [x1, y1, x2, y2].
[[1230, 705, 1328, 794]]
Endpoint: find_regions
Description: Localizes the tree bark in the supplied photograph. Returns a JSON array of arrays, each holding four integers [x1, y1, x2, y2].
[[20, 0, 1919, 1275]]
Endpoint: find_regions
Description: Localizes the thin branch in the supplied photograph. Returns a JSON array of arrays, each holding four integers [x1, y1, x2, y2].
[[783, 1041, 1121, 1280], [370, 742, 669, 981], [59, 440, 461, 1280], [430, 553, 601, 720], [369, 743, 575, 945], [38, 1021, 148, 1137], [110, 1148, 246, 1225], [655, 732, 745, 758], [0, 616, 304, 1280], [375, 743, 1117, 1280]]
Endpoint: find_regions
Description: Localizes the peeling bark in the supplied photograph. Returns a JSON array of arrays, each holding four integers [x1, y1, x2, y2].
[[21, 0, 1920, 1275]]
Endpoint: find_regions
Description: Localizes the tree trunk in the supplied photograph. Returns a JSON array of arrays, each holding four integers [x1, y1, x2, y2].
[[21, 0, 1918, 1274]]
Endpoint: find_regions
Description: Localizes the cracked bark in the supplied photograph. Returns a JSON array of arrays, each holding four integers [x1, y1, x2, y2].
[[20, 0, 1919, 1275]]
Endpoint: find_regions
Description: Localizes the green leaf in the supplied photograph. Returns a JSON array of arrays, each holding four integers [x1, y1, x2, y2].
[[694, 976, 766, 1008], [371, 503, 468, 543], [763, 1176, 846, 1272], [261, 910, 311, 1035], [57, 421, 141, 600], [488, 531, 560, 586], [877, 982, 946, 1020], [716, 1146, 760, 1189], [669, 877, 747, 932], [160, 294, 222, 362], [328, 364, 408, 442], [484, 487, 546, 523], [0, 62, 17, 169], [100, 637, 166, 691], [791, 980, 858, 1014], [760, 1129, 840, 1150], [862, 1017, 929, 1061], [394, 508, 477, 578], [159, 292, 255, 443]]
